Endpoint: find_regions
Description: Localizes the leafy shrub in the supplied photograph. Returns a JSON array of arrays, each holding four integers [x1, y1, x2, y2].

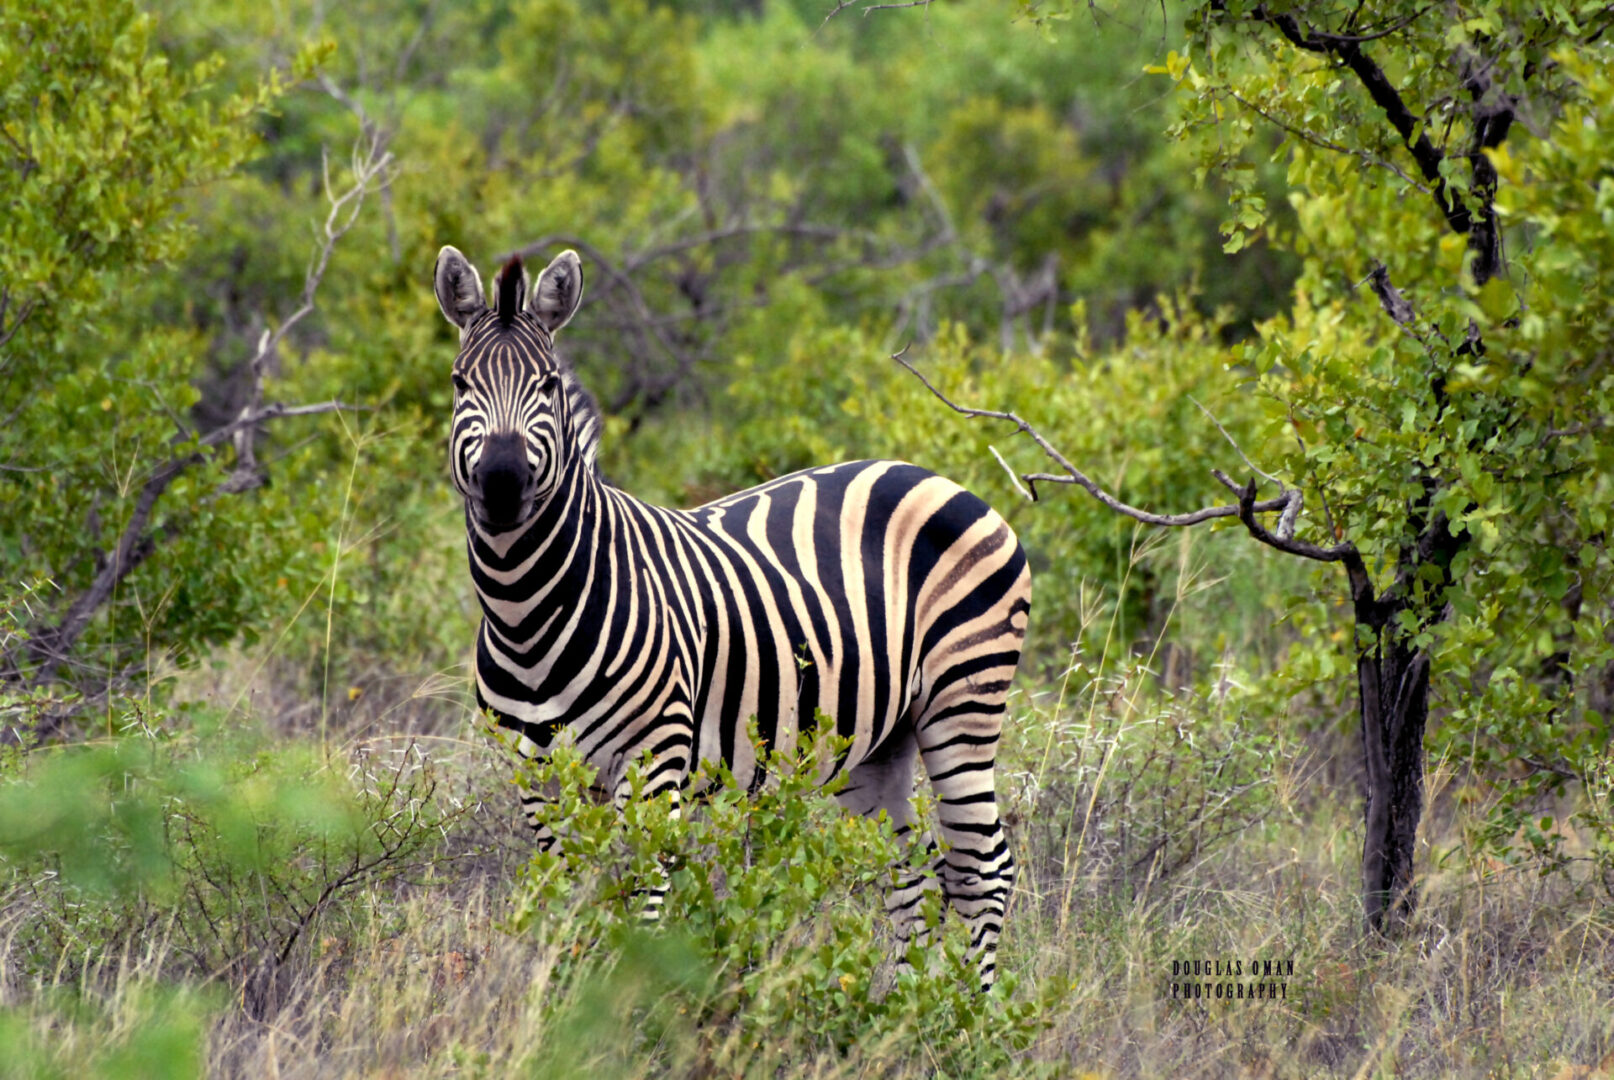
[[0, 709, 467, 1017], [502, 720, 1061, 1078]]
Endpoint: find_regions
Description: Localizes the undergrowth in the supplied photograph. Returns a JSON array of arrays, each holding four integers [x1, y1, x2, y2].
[[1, 528, 1611, 1078], [2, 652, 1611, 1078]]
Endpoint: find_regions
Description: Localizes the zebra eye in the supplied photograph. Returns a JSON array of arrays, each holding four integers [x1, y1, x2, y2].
[[452, 373, 470, 395]]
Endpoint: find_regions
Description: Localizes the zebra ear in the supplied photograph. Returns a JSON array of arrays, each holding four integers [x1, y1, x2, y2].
[[434, 245, 486, 331], [529, 250, 583, 334]]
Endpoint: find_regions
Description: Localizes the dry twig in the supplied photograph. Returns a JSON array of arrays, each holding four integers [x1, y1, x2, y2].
[[891, 347, 1374, 604]]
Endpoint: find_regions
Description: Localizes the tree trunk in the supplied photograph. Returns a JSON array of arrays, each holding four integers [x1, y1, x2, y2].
[[1356, 621, 1432, 934]]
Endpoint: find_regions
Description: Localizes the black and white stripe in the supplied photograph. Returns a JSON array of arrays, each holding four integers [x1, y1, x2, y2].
[[434, 246, 1032, 989]]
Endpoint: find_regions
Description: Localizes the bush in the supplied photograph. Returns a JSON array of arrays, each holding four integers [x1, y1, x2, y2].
[[503, 720, 1061, 1078], [0, 709, 468, 1018]]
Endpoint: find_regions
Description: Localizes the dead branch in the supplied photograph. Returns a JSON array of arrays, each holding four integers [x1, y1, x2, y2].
[[893, 348, 1288, 522], [886, 143, 1048, 353], [893, 347, 1376, 605], [509, 212, 950, 414], [820, 0, 931, 29], [228, 109, 395, 492]]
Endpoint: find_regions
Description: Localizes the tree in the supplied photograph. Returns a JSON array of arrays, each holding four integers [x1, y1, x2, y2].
[[0, 0, 377, 732], [894, 0, 1614, 931]]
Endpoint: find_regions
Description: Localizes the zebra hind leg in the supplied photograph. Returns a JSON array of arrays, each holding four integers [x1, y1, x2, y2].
[[917, 699, 1018, 993]]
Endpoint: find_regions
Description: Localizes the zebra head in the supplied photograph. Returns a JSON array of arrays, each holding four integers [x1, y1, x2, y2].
[[433, 246, 585, 532]]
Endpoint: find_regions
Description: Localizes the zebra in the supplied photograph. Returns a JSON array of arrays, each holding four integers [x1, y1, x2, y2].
[[433, 244, 1032, 990]]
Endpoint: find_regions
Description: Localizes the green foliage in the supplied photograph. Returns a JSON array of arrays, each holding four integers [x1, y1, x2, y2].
[[0, 711, 460, 1005], [505, 721, 1059, 1077], [0, 0, 346, 698], [0, 984, 214, 1080], [1138, 0, 1614, 869], [0, 0, 285, 342]]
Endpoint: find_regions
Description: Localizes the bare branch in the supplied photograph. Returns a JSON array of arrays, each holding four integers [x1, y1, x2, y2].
[[19, 395, 365, 682], [506, 233, 699, 407], [1190, 395, 1282, 487], [819, 0, 932, 30], [1206, 471, 1346, 562], [1301, 5, 1432, 44], [893, 348, 1290, 525], [508, 217, 944, 412], [228, 117, 395, 491], [893, 347, 1382, 611]]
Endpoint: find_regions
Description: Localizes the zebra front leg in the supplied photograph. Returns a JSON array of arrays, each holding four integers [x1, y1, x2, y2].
[[611, 719, 693, 924], [518, 789, 564, 856], [886, 830, 945, 964], [510, 728, 568, 862]]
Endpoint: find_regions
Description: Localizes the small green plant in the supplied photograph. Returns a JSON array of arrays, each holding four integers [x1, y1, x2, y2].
[[0, 983, 216, 1080], [503, 719, 1061, 1078], [0, 708, 470, 1018]]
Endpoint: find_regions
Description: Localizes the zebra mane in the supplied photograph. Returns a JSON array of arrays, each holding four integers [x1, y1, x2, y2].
[[560, 366, 604, 477], [495, 256, 524, 328], [485, 252, 602, 476]]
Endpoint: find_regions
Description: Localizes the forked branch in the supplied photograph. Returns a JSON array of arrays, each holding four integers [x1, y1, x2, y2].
[[892, 348, 1374, 603]]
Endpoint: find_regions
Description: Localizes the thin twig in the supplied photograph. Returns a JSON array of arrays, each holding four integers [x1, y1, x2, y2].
[[1190, 396, 1282, 487], [988, 446, 1034, 503], [1221, 86, 1430, 194], [820, 0, 932, 29]]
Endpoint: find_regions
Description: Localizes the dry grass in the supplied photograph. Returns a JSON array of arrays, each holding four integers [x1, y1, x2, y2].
[[189, 754, 1612, 1078], [1006, 804, 1614, 1078], [3, 649, 1612, 1078]]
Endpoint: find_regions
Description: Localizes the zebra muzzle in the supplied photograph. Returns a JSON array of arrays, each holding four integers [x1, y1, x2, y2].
[[473, 433, 537, 529]]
